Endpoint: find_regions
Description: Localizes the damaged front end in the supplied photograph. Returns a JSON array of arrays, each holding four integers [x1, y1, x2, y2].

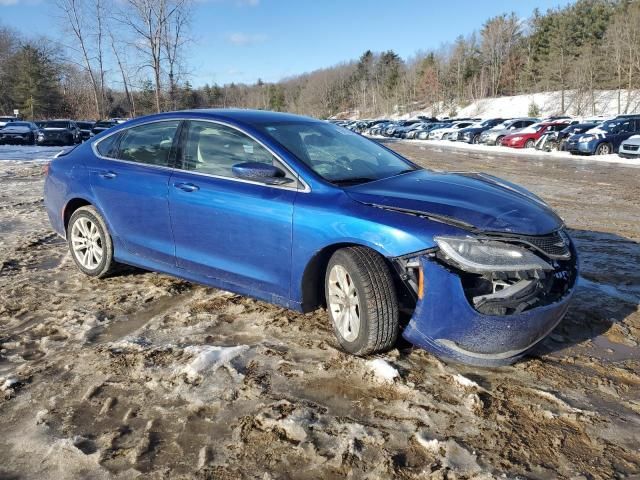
[[394, 230, 577, 366]]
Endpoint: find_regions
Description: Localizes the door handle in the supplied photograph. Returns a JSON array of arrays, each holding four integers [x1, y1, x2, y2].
[[174, 182, 199, 192], [99, 171, 117, 179]]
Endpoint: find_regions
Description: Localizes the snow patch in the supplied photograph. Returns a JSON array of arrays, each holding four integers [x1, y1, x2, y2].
[[182, 345, 249, 380], [453, 374, 480, 389], [367, 358, 399, 383]]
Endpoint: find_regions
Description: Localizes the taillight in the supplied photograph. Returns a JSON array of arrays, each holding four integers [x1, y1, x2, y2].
[[43, 163, 50, 176], [418, 267, 424, 299]]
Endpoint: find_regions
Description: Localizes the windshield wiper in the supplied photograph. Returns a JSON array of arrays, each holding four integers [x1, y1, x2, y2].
[[332, 177, 377, 186]]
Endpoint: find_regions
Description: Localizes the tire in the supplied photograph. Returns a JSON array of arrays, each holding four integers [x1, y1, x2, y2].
[[325, 247, 398, 356], [496, 136, 504, 146], [596, 143, 612, 155], [67, 206, 116, 278], [524, 139, 535, 149], [472, 134, 480, 144]]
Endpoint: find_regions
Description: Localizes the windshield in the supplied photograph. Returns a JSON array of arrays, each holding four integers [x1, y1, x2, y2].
[[77, 122, 93, 129], [257, 121, 418, 185], [95, 121, 114, 128], [519, 123, 543, 134], [42, 121, 70, 128], [6, 122, 30, 127]]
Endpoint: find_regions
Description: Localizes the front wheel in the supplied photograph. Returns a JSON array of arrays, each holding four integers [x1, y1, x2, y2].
[[472, 134, 480, 144], [524, 139, 535, 148], [67, 206, 116, 278], [596, 143, 612, 155], [325, 247, 398, 356]]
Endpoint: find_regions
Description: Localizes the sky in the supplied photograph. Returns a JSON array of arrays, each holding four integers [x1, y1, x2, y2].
[[0, 0, 575, 87]]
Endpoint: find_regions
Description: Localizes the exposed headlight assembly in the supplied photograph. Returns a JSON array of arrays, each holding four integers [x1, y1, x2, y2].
[[434, 236, 552, 273], [578, 135, 593, 143]]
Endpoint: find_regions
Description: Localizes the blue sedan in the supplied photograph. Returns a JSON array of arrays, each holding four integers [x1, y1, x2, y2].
[[44, 110, 577, 366]]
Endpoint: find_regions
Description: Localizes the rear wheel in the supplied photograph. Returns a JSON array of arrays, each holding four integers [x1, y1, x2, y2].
[[472, 134, 480, 144], [67, 206, 116, 278], [325, 247, 398, 356], [596, 143, 612, 155], [524, 139, 535, 148], [496, 136, 504, 145]]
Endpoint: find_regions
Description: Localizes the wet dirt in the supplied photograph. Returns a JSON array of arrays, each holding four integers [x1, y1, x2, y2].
[[0, 144, 638, 479]]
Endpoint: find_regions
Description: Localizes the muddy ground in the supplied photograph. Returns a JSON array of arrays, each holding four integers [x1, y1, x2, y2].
[[0, 143, 639, 479]]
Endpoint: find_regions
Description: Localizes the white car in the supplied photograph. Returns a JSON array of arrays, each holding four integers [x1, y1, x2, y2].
[[0, 116, 16, 128], [619, 135, 640, 159], [427, 121, 475, 140]]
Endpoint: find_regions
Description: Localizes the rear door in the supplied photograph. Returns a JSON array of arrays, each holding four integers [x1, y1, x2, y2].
[[168, 120, 298, 299], [89, 120, 181, 265]]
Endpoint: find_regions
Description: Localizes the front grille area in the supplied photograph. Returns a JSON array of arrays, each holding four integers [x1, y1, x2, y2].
[[624, 144, 639, 151]]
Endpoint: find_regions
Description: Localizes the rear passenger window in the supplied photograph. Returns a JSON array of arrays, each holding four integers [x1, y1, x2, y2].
[[96, 132, 123, 158], [180, 121, 285, 178], [116, 121, 180, 166]]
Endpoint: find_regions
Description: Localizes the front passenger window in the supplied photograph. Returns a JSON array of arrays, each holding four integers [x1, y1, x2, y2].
[[116, 121, 180, 167]]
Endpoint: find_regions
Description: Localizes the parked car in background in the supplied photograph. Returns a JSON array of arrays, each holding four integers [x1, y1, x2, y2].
[[76, 121, 96, 142], [455, 118, 506, 144], [44, 109, 577, 366], [501, 121, 570, 149], [618, 135, 640, 159], [479, 118, 539, 146], [37, 120, 81, 146], [398, 122, 431, 139], [0, 121, 40, 145], [414, 122, 451, 139], [554, 123, 599, 151], [91, 120, 119, 137], [429, 121, 474, 140], [0, 116, 16, 128], [566, 115, 640, 155]]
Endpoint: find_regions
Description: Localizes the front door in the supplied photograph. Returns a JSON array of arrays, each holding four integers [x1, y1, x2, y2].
[[169, 120, 298, 299], [89, 120, 181, 265]]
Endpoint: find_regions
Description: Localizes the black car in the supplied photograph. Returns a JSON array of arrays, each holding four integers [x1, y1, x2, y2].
[[37, 120, 81, 146], [455, 118, 506, 143], [90, 120, 118, 137], [76, 121, 95, 142], [0, 121, 40, 145]]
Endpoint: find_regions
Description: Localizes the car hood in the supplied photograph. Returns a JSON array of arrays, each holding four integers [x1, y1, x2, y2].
[[345, 170, 563, 235], [1, 126, 30, 133], [622, 135, 640, 145]]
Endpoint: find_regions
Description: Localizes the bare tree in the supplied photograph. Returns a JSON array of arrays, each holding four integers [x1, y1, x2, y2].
[[162, 0, 191, 110], [109, 31, 136, 116], [117, 0, 191, 113], [55, 0, 107, 118]]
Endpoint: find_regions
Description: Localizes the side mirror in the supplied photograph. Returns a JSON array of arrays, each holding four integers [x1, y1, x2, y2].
[[232, 161, 293, 185]]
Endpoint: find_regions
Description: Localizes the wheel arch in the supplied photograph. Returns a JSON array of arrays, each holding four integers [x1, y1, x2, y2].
[[63, 197, 93, 233], [299, 242, 397, 313]]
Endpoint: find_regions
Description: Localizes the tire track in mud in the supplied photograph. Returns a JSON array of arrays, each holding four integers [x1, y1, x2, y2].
[[0, 159, 639, 479]]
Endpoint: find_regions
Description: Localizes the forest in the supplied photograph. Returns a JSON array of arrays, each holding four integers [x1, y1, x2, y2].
[[0, 0, 639, 120]]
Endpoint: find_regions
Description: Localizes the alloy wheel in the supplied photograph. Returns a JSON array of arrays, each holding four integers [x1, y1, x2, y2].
[[328, 264, 361, 342], [71, 217, 103, 270]]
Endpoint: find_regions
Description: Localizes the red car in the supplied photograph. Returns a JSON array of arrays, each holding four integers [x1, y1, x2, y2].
[[501, 121, 571, 148]]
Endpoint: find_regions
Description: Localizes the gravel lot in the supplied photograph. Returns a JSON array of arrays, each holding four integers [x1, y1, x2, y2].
[[0, 141, 638, 479]]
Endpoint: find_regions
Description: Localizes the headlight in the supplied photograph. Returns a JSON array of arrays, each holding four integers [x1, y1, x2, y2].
[[511, 136, 522, 142], [578, 135, 593, 143], [434, 236, 552, 273]]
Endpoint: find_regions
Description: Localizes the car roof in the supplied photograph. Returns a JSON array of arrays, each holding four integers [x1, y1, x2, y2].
[[176, 109, 316, 125]]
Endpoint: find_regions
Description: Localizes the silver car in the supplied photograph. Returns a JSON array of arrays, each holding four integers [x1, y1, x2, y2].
[[619, 135, 640, 159], [479, 118, 540, 146]]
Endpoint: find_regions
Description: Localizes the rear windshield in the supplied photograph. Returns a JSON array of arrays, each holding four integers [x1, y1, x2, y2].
[[6, 122, 30, 127], [42, 121, 71, 128]]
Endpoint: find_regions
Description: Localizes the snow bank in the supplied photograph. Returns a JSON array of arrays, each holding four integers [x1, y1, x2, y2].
[[394, 89, 640, 120]]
